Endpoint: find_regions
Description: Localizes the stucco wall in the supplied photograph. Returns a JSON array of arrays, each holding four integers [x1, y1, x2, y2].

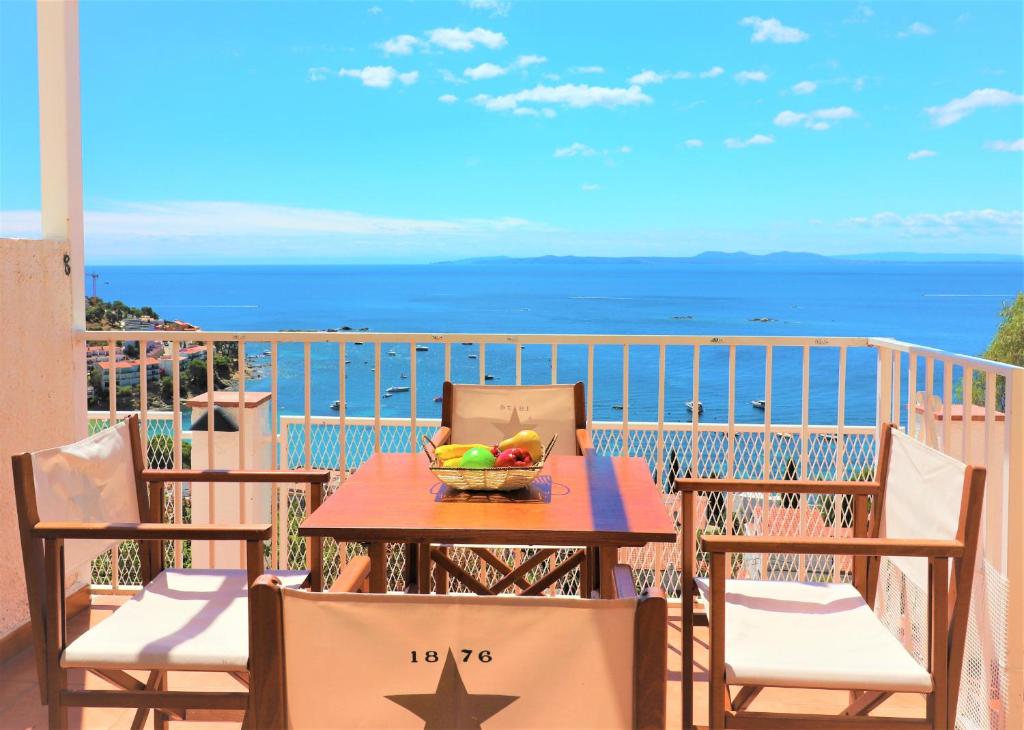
[[0, 238, 78, 640]]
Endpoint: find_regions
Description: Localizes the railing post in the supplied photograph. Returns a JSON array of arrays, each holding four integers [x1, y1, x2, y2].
[[875, 344, 894, 434], [1006, 368, 1024, 729]]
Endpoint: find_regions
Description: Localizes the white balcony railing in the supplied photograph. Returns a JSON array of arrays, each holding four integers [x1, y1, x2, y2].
[[82, 330, 1023, 730]]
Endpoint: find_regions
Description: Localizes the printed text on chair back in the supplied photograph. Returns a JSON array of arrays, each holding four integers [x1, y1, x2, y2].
[[450, 384, 580, 456]]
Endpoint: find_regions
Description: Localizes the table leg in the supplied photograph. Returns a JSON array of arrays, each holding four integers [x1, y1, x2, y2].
[[417, 542, 432, 594], [368, 542, 387, 593], [434, 546, 449, 594], [597, 546, 617, 599]]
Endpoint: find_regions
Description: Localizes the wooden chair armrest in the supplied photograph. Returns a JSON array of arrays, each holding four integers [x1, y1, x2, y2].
[[328, 556, 372, 594], [701, 535, 964, 558], [427, 427, 451, 447], [674, 478, 880, 496], [141, 469, 330, 484], [575, 428, 594, 452], [32, 521, 272, 541], [612, 564, 637, 599]]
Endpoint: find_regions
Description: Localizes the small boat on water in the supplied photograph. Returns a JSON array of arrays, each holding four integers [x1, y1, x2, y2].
[[345, 359, 351, 364], [461, 342, 473, 346], [468, 354, 478, 360], [354, 342, 364, 346], [387, 350, 397, 357], [400, 373, 407, 379], [752, 399, 766, 410], [484, 374, 495, 381], [262, 350, 271, 356], [386, 385, 410, 394], [329, 400, 340, 410], [383, 393, 392, 398], [433, 395, 443, 403], [686, 400, 704, 415], [612, 404, 624, 411], [415, 345, 429, 352]]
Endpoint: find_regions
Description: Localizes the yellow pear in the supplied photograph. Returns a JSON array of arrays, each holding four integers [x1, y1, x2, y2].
[[498, 429, 543, 461]]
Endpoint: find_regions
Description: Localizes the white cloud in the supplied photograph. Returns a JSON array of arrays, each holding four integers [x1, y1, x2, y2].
[[925, 88, 1024, 126], [853, 76, 867, 92], [734, 70, 768, 83], [338, 66, 419, 88], [700, 66, 725, 79], [724, 134, 774, 149], [464, 62, 507, 80], [630, 70, 664, 85], [472, 83, 652, 113], [740, 16, 809, 43], [907, 149, 937, 160], [619, 145, 632, 154], [898, 22, 935, 38], [774, 105, 856, 130], [571, 66, 605, 74], [438, 94, 459, 104], [581, 183, 600, 191], [844, 209, 1022, 237], [308, 66, 331, 82], [844, 4, 874, 24], [985, 139, 1024, 152], [792, 80, 817, 95], [554, 142, 596, 158], [684, 139, 704, 148], [0, 202, 537, 240], [427, 27, 507, 51], [466, 0, 511, 17], [514, 54, 547, 68], [511, 107, 557, 118], [378, 34, 421, 55], [368, 5, 382, 14]]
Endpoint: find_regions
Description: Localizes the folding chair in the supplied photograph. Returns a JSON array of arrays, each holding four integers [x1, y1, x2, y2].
[[11, 415, 329, 728], [249, 564, 666, 728], [679, 423, 986, 729]]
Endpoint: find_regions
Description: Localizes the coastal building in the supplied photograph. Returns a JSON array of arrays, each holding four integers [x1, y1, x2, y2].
[[122, 316, 158, 331], [85, 344, 125, 366], [95, 357, 162, 387], [157, 318, 199, 331], [158, 343, 205, 374]]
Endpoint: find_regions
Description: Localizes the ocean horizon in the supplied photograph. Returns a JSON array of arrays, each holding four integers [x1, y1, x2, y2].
[[91, 256, 1023, 427]]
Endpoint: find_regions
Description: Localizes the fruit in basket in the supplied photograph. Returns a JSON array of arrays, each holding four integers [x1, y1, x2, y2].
[[435, 443, 491, 461], [459, 446, 497, 469], [498, 430, 543, 462], [442, 457, 464, 467], [495, 447, 533, 468]]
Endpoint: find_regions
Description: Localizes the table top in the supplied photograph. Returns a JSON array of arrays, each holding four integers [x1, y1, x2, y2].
[[299, 453, 677, 546]]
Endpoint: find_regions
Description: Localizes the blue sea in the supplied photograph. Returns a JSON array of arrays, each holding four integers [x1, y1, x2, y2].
[[93, 256, 1022, 426]]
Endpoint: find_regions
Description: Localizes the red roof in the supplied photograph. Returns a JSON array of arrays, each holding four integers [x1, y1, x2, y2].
[[96, 358, 160, 371]]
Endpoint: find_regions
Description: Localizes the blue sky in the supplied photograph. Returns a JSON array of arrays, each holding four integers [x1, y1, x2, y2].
[[1, 1, 1021, 262]]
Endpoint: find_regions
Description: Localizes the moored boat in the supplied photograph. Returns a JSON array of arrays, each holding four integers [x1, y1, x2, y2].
[[686, 400, 703, 415], [752, 399, 766, 410]]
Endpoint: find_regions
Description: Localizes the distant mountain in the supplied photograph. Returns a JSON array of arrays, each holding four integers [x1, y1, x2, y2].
[[440, 250, 1022, 265]]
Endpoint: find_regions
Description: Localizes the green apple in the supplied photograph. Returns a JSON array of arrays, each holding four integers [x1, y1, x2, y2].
[[460, 446, 496, 469]]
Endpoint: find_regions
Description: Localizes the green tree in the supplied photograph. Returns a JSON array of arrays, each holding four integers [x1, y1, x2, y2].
[[971, 292, 1023, 410]]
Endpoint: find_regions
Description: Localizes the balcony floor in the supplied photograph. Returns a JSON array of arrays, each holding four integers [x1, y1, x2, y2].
[[0, 594, 926, 728]]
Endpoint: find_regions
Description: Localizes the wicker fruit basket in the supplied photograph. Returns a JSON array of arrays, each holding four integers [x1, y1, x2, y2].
[[422, 434, 557, 492]]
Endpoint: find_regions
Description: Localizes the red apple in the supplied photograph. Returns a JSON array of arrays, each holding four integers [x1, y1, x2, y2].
[[491, 445, 501, 457], [495, 447, 533, 468]]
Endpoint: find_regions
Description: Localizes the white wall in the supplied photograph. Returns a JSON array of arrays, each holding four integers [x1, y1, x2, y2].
[[0, 238, 78, 640]]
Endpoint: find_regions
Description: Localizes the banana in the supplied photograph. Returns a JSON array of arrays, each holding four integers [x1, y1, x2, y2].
[[435, 443, 491, 461], [442, 457, 463, 467]]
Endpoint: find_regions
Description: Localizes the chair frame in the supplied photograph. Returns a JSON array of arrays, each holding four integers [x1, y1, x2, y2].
[[677, 423, 986, 730], [427, 380, 594, 596], [11, 413, 331, 729], [248, 563, 666, 729]]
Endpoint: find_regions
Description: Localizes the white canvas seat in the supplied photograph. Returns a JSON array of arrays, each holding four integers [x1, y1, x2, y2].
[[62, 569, 308, 671], [694, 578, 932, 692]]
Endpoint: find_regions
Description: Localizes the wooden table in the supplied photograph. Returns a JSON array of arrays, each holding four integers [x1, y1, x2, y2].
[[299, 452, 676, 598]]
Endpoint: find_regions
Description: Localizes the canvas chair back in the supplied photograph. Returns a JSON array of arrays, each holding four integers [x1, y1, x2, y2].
[[252, 584, 663, 729], [446, 382, 584, 456], [878, 428, 967, 593], [29, 420, 142, 575]]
